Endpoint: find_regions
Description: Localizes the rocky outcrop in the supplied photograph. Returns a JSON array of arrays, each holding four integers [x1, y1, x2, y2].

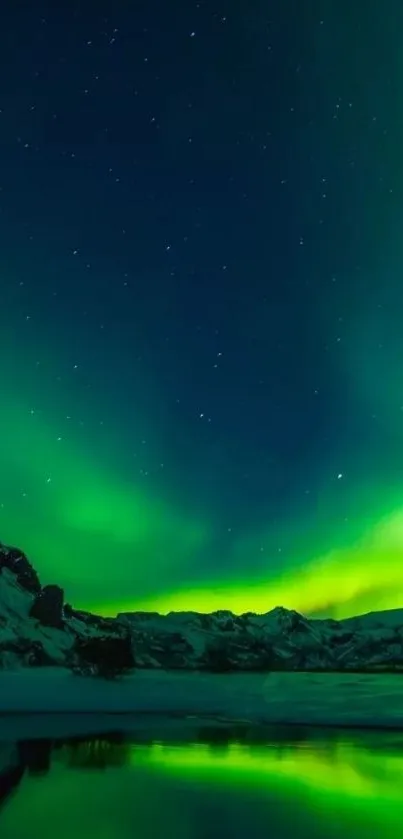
[[3, 539, 403, 674], [30, 585, 64, 628], [70, 634, 135, 678], [0, 549, 127, 672], [0, 638, 55, 668], [0, 543, 40, 595]]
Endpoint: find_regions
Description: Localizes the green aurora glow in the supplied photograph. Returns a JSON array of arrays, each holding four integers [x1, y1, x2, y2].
[[2, 2, 403, 623], [2, 346, 403, 621]]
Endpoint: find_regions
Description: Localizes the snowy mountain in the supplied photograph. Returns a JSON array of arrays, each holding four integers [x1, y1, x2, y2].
[[2, 540, 403, 673], [0, 543, 126, 670]]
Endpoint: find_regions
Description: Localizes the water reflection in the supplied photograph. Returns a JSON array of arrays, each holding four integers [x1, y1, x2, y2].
[[1, 724, 403, 838]]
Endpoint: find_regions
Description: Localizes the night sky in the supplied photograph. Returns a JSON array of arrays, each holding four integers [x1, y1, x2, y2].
[[2, 2, 403, 619]]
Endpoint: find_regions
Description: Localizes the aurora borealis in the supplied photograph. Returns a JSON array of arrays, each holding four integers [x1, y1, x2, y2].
[[2, 2, 403, 619]]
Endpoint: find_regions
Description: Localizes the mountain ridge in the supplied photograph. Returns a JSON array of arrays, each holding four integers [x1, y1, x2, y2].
[[2, 540, 403, 673]]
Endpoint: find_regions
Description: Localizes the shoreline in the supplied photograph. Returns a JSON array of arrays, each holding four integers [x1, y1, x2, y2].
[[2, 669, 403, 733]]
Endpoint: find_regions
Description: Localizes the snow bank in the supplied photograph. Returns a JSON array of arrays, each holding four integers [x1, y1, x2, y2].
[[2, 669, 403, 730]]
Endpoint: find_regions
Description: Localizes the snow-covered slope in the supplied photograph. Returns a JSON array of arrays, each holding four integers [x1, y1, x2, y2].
[[0, 543, 125, 669], [3, 540, 403, 673], [118, 604, 403, 672], [0, 568, 71, 666]]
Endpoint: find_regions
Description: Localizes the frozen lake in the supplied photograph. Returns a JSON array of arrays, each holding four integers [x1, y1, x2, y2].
[[2, 669, 403, 729]]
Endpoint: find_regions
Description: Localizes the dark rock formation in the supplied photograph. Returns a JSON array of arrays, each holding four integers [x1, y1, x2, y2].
[[0, 638, 55, 668], [0, 543, 40, 594], [71, 634, 135, 678], [30, 585, 64, 628]]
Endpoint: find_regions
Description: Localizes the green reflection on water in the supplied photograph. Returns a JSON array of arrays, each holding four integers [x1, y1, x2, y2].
[[1, 729, 403, 839]]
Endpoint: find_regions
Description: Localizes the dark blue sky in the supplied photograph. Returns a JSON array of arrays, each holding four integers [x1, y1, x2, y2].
[[1, 1, 403, 617]]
